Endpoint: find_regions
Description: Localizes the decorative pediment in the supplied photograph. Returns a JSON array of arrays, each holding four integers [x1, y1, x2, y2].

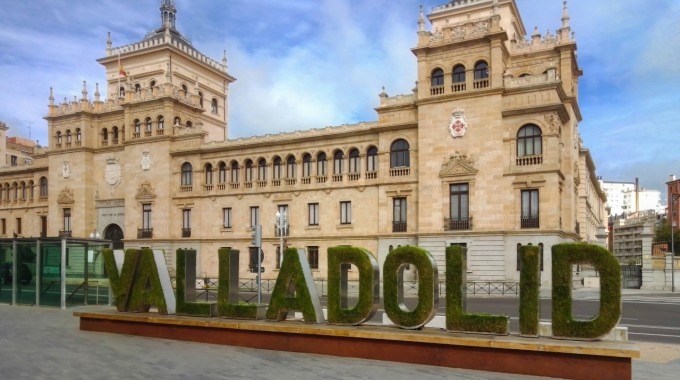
[[57, 187, 75, 204], [439, 155, 478, 178], [136, 181, 157, 200]]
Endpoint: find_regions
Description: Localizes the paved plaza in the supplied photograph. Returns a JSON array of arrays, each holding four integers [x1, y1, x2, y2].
[[0, 304, 678, 380]]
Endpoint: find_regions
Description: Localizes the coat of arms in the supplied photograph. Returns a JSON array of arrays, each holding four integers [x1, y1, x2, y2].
[[448, 108, 468, 138]]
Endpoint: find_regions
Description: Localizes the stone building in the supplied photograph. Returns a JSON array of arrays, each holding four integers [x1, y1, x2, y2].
[[0, 0, 606, 287]]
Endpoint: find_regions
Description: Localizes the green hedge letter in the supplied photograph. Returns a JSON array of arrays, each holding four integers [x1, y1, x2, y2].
[[327, 246, 380, 325], [383, 246, 438, 329], [176, 249, 217, 317], [446, 245, 508, 334], [102, 248, 175, 314], [552, 243, 621, 340], [266, 248, 324, 323], [217, 248, 261, 319], [519, 245, 541, 337]]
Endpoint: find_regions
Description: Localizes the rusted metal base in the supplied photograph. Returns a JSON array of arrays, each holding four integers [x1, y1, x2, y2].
[[75, 311, 636, 380]]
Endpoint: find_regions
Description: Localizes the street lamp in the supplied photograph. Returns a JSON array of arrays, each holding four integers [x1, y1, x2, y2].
[[275, 210, 288, 266], [671, 194, 679, 292]]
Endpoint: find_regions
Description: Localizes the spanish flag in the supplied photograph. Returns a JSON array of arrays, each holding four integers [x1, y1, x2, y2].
[[118, 54, 127, 78]]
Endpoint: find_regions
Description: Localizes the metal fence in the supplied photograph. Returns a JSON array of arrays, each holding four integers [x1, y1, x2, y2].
[[175, 278, 520, 300]]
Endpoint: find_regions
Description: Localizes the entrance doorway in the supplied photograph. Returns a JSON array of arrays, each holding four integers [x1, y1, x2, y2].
[[104, 224, 124, 250]]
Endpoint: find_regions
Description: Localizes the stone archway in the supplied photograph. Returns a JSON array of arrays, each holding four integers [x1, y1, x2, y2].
[[104, 224, 124, 250]]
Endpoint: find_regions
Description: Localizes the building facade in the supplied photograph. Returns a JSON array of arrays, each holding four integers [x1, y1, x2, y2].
[[0, 0, 606, 286]]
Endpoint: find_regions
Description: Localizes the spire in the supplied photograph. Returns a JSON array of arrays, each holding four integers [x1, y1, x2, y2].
[[561, 1, 570, 29], [49, 87, 54, 106], [418, 5, 425, 32], [81, 81, 88, 100], [95, 83, 101, 101], [160, 0, 177, 30], [106, 32, 112, 55], [222, 50, 228, 71], [492, 0, 499, 15]]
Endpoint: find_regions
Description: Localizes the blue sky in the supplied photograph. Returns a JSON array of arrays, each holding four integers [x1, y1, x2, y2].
[[0, 0, 678, 195]]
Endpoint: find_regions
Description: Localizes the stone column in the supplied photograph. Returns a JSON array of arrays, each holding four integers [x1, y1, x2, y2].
[[640, 222, 655, 290]]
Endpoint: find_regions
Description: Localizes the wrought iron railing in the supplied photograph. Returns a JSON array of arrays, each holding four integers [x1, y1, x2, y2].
[[445, 217, 472, 231]]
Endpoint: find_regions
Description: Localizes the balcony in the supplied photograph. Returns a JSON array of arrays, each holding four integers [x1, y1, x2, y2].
[[521, 217, 540, 229], [390, 167, 410, 177], [516, 155, 543, 166], [179, 185, 192, 192], [445, 217, 472, 231], [332, 174, 343, 182], [137, 228, 153, 239], [59, 230, 72, 238], [392, 221, 407, 233], [316, 175, 327, 184], [182, 228, 191, 238], [430, 85, 444, 96], [301, 177, 311, 185], [365, 171, 377, 179], [452, 83, 466, 93], [348, 173, 360, 181]]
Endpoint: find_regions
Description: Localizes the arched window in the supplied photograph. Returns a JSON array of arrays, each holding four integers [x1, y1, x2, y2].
[[181, 84, 188, 95], [205, 163, 213, 186], [186, 121, 192, 128], [119, 86, 125, 97], [272, 156, 282, 180], [12, 182, 18, 200], [317, 152, 327, 176], [65, 130, 72, 143], [302, 154, 313, 177], [218, 162, 227, 184], [181, 162, 193, 186], [145, 117, 152, 132], [230, 161, 239, 183], [158, 116, 164, 130], [333, 150, 344, 175], [245, 160, 254, 182], [366, 146, 378, 172], [286, 156, 296, 178], [174, 117, 181, 127], [56, 131, 62, 145], [474, 60, 489, 80], [134, 119, 141, 136], [20, 182, 26, 200], [135, 83, 141, 93], [453, 64, 466, 83], [112, 126, 119, 143], [150, 80, 156, 89], [211, 98, 218, 114], [348, 148, 360, 174], [101, 128, 108, 143], [39, 177, 48, 198], [431, 68, 444, 87], [453, 64, 466, 92], [258, 159, 267, 181], [75, 128, 81, 142], [517, 124, 542, 157], [390, 139, 410, 168]]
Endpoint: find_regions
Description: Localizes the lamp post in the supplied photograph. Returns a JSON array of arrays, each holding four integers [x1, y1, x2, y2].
[[275, 210, 288, 267], [671, 194, 679, 292]]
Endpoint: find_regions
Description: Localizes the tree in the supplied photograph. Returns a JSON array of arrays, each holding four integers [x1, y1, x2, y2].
[[655, 217, 680, 253]]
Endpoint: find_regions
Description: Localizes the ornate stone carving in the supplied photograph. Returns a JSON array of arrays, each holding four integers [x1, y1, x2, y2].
[[448, 108, 468, 138], [430, 28, 444, 42], [136, 181, 157, 200], [451, 26, 466, 40], [440, 154, 477, 178], [545, 112, 562, 134], [62, 161, 70, 178], [57, 187, 75, 204], [141, 151, 151, 171], [104, 158, 122, 187], [471, 21, 489, 36]]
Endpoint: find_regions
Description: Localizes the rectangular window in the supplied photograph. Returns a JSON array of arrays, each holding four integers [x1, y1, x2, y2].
[[16, 218, 21, 235], [393, 198, 407, 232], [63, 208, 72, 232], [40, 216, 47, 237], [317, 158, 327, 176], [521, 189, 540, 228], [307, 246, 319, 270], [250, 206, 259, 227], [1, 218, 5, 235], [142, 204, 152, 230], [223, 207, 232, 228], [449, 183, 470, 230], [182, 209, 191, 237], [308, 203, 319, 226], [340, 201, 351, 224]]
